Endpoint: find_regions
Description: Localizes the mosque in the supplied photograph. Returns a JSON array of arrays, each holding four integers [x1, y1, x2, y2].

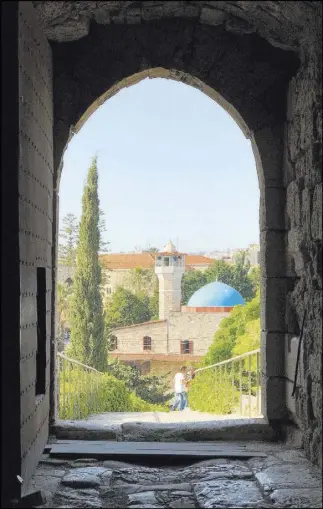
[[109, 241, 245, 364]]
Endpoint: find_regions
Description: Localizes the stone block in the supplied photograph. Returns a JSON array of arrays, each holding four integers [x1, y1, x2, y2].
[[270, 487, 323, 508], [61, 470, 101, 488], [194, 479, 264, 508], [261, 331, 285, 377], [53, 487, 102, 508], [260, 231, 286, 278], [262, 374, 287, 421], [311, 183, 322, 240], [255, 462, 321, 491], [252, 125, 284, 189], [260, 187, 286, 232], [260, 277, 287, 332], [200, 7, 227, 25]]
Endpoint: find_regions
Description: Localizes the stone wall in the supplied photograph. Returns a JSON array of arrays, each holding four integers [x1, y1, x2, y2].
[[284, 17, 322, 468], [18, 1, 53, 494], [113, 311, 226, 357], [168, 312, 228, 356], [113, 320, 168, 356], [29, 0, 321, 467]]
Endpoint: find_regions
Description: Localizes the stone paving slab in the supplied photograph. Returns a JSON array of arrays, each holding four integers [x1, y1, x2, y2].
[[194, 479, 264, 508], [30, 444, 322, 509], [270, 487, 322, 508]]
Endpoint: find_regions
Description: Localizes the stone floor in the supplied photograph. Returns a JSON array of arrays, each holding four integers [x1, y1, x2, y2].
[[30, 442, 322, 508], [83, 411, 249, 424]]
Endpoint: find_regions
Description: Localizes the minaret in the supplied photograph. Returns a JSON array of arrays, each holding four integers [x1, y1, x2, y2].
[[155, 240, 185, 320]]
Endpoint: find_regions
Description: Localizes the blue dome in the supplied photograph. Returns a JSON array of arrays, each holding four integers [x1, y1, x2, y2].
[[187, 281, 245, 307]]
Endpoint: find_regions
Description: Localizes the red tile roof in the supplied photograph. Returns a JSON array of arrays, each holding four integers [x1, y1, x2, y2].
[[99, 253, 214, 270]]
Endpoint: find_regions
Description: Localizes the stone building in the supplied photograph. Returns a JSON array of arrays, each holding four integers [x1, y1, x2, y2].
[[1, 2, 321, 506], [57, 240, 214, 296], [110, 246, 246, 362]]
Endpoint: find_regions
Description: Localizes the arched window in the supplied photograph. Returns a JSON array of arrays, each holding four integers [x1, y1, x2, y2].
[[143, 336, 152, 351], [181, 340, 193, 354]]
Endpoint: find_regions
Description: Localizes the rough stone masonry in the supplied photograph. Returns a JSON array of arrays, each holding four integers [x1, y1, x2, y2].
[[31, 443, 322, 508], [27, 0, 321, 468]]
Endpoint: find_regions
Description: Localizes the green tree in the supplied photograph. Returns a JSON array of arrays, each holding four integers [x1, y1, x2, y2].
[[68, 157, 106, 371], [105, 287, 151, 330], [233, 318, 260, 356], [127, 267, 155, 297], [149, 277, 159, 320], [204, 256, 255, 302], [232, 251, 254, 301], [181, 270, 207, 305], [249, 266, 260, 296], [56, 281, 73, 350], [204, 292, 260, 365], [98, 208, 110, 253], [204, 260, 235, 287], [106, 360, 171, 405], [58, 213, 79, 267]]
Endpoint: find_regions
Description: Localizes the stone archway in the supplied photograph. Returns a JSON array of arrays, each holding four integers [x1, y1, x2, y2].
[[49, 22, 299, 427], [32, 1, 321, 466]]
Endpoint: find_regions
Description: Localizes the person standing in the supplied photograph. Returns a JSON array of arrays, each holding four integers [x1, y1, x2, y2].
[[171, 366, 187, 411]]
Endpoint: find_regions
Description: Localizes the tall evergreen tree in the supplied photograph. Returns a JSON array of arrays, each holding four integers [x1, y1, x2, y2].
[[58, 213, 79, 267], [69, 157, 107, 371]]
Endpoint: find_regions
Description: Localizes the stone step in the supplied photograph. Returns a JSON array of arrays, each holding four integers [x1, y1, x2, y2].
[[53, 417, 277, 443]]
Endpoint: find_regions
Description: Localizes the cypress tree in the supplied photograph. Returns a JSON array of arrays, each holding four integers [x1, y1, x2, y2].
[[69, 156, 107, 371]]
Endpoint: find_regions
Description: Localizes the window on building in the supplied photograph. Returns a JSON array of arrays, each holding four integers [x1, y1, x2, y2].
[[181, 340, 193, 354], [143, 336, 152, 351], [110, 335, 118, 350], [164, 257, 169, 267], [65, 277, 73, 287], [106, 287, 112, 294]]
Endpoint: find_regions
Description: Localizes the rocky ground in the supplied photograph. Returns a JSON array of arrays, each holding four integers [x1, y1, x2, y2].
[[29, 443, 322, 508]]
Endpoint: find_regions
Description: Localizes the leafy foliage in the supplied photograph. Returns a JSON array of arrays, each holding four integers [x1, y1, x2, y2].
[[189, 370, 240, 414], [126, 267, 155, 297], [69, 157, 106, 371], [181, 253, 257, 306], [149, 277, 159, 320], [181, 270, 207, 305], [58, 366, 167, 420], [204, 292, 260, 366], [58, 213, 79, 267], [105, 287, 151, 331], [56, 282, 73, 349], [106, 359, 172, 404], [249, 266, 260, 296]]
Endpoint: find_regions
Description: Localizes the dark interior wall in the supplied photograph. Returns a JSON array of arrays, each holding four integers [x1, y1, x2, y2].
[[51, 19, 298, 179], [1, 2, 22, 506], [284, 17, 322, 467], [18, 2, 54, 495]]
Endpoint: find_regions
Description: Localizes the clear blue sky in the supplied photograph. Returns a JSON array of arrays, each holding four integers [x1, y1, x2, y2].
[[59, 78, 259, 253]]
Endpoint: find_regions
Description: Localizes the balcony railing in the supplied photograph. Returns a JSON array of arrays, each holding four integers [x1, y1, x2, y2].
[[56, 352, 104, 420], [194, 349, 261, 417]]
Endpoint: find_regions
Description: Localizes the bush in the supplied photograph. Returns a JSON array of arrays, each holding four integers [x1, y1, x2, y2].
[[58, 367, 168, 420], [106, 359, 172, 404], [189, 369, 240, 414], [204, 293, 260, 365]]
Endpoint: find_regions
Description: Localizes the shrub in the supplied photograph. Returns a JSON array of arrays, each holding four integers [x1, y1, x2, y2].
[[58, 367, 168, 420], [189, 369, 240, 414]]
